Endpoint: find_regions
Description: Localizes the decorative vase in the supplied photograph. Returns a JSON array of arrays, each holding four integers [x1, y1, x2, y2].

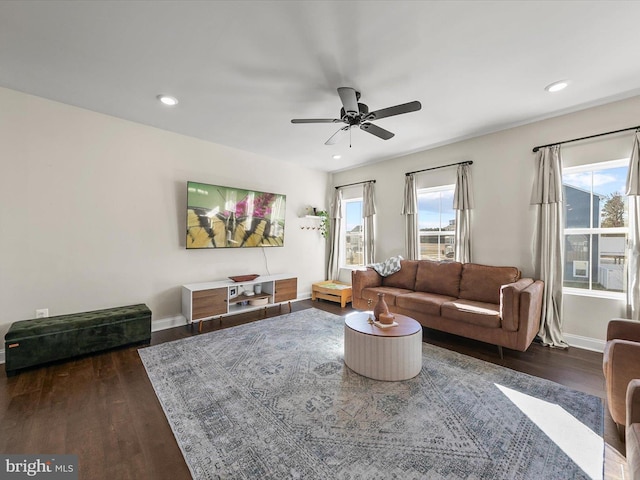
[[373, 293, 389, 322]]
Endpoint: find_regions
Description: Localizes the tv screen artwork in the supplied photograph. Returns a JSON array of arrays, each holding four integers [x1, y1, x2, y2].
[[186, 181, 286, 249]]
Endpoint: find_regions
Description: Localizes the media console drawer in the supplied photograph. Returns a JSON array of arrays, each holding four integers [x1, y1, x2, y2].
[[192, 288, 227, 320], [275, 278, 297, 303]]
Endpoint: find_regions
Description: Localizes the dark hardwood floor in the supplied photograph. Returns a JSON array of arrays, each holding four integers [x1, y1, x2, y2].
[[0, 300, 622, 479]]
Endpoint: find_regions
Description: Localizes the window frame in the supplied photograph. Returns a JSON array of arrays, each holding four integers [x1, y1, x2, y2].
[[340, 197, 364, 269], [562, 158, 629, 299], [416, 184, 456, 262]]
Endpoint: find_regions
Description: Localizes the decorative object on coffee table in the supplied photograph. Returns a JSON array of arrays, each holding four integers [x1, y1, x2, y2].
[[378, 312, 395, 325], [372, 292, 389, 321]]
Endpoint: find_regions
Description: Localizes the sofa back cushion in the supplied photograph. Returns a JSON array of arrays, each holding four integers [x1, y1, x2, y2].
[[382, 260, 419, 290], [414, 260, 463, 297], [459, 263, 521, 305]]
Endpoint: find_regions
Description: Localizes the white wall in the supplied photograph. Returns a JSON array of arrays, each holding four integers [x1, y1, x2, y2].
[[0, 87, 329, 341], [331, 95, 640, 347]]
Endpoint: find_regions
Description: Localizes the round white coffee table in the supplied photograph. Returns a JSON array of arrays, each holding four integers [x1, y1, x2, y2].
[[343, 311, 423, 381]]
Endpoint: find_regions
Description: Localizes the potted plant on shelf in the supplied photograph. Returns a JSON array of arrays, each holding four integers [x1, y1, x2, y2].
[[317, 210, 329, 238]]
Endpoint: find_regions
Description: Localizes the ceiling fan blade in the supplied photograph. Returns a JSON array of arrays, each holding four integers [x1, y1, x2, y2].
[[291, 118, 341, 124], [364, 100, 422, 121], [360, 122, 394, 140], [337, 87, 359, 116], [325, 126, 349, 145]]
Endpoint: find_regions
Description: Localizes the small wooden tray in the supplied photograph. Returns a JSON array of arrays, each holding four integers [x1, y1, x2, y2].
[[229, 274, 260, 282]]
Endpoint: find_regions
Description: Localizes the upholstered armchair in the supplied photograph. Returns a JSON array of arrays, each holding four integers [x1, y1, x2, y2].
[[603, 319, 640, 438], [627, 380, 640, 479]]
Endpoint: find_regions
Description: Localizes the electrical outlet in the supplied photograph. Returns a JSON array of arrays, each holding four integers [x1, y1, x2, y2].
[[35, 308, 49, 318]]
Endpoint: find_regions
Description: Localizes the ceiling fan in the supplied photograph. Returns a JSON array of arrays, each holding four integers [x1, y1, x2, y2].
[[291, 87, 422, 145]]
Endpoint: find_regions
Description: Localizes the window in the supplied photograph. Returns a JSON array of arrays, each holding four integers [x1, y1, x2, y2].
[[343, 198, 364, 267], [563, 159, 628, 295], [417, 185, 456, 261]]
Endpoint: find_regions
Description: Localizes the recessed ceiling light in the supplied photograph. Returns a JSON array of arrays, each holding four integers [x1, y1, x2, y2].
[[545, 81, 569, 93], [332, 154, 342, 160], [157, 94, 178, 106]]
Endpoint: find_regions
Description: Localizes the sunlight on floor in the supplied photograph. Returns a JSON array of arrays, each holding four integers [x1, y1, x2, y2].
[[496, 384, 604, 480]]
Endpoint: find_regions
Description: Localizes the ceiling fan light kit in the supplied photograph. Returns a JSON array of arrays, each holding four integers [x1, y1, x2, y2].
[[291, 87, 421, 146]]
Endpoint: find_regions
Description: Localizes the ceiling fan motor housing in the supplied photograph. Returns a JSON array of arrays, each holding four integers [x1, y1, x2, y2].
[[340, 103, 369, 125]]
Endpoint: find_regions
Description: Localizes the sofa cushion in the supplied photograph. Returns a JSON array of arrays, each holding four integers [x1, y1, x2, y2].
[[396, 292, 456, 317], [414, 260, 463, 298], [459, 263, 521, 305], [441, 299, 501, 328], [361, 286, 413, 307], [382, 260, 419, 290]]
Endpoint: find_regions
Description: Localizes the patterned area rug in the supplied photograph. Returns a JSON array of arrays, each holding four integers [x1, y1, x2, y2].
[[139, 309, 604, 479]]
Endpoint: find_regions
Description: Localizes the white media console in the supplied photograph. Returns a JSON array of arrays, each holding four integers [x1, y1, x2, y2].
[[182, 274, 297, 331]]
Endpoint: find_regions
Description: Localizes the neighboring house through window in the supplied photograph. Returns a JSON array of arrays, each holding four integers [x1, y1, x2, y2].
[[342, 197, 364, 267], [563, 159, 629, 295], [417, 185, 456, 261]]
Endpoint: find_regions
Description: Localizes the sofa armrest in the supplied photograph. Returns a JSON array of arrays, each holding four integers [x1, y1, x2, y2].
[[500, 278, 534, 332], [517, 280, 544, 335], [351, 268, 382, 301], [628, 379, 640, 480], [607, 319, 640, 342], [605, 340, 640, 426], [628, 379, 640, 428]]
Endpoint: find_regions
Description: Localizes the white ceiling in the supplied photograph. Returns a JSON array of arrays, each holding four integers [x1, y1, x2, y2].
[[2, 1, 640, 173]]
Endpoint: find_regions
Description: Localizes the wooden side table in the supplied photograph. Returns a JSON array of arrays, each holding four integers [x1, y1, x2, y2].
[[343, 312, 422, 381], [311, 281, 352, 308]]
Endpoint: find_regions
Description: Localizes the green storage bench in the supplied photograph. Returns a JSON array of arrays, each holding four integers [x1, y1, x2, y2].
[[4, 304, 151, 376]]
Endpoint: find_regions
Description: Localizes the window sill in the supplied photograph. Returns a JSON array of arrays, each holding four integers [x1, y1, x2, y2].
[[563, 287, 626, 301], [339, 265, 367, 271]]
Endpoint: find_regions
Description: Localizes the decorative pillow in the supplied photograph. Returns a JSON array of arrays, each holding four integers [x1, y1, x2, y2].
[[370, 255, 404, 277]]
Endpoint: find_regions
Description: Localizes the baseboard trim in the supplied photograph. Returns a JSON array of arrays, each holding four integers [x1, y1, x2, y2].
[[564, 333, 606, 353], [152, 315, 187, 332], [0, 349, 4, 365]]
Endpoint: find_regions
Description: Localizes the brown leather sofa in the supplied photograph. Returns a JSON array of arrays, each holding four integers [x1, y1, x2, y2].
[[351, 260, 544, 355], [603, 319, 640, 438], [627, 379, 640, 479]]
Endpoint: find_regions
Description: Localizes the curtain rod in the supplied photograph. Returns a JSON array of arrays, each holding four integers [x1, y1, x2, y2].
[[532, 125, 640, 153], [335, 179, 376, 190], [405, 160, 473, 176]]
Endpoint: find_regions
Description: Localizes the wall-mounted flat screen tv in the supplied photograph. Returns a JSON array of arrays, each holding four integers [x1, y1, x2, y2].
[[186, 181, 286, 249]]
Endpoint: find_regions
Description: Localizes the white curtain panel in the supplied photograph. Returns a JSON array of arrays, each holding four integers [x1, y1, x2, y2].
[[626, 131, 640, 320], [402, 174, 419, 260], [453, 163, 474, 263], [326, 188, 343, 281], [363, 182, 376, 265], [531, 145, 568, 348]]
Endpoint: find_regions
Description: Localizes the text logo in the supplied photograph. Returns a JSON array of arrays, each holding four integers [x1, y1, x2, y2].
[[1, 455, 78, 479]]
